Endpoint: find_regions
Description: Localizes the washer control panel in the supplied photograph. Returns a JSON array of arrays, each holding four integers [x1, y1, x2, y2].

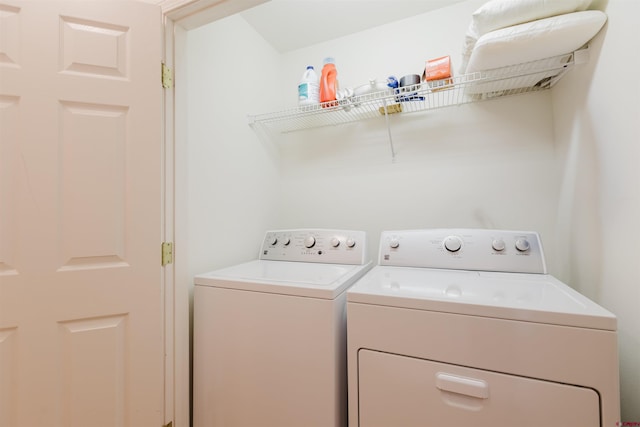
[[379, 229, 546, 274], [260, 229, 368, 265]]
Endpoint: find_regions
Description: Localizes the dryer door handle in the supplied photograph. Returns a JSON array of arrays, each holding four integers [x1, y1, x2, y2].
[[435, 372, 489, 399]]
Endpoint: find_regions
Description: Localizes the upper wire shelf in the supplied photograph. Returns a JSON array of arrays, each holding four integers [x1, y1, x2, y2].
[[248, 48, 583, 135]]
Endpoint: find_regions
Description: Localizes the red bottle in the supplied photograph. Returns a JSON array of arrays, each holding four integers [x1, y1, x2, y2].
[[319, 57, 338, 108]]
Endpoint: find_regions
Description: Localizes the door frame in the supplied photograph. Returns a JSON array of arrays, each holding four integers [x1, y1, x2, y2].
[[159, 1, 269, 426]]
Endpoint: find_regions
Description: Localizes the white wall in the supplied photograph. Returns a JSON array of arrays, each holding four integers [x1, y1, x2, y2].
[[184, 0, 637, 419], [185, 15, 282, 277], [552, 0, 640, 419], [185, 0, 561, 268]]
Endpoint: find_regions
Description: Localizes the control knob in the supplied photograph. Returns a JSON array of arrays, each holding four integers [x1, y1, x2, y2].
[[492, 239, 506, 252], [304, 236, 316, 248], [515, 238, 530, 252], [331, 237, 341, 248], [444, 236, 463, 252], [268, 236, 278, 246], [346, 238, 356, 248], [389, 239, 400, 249]]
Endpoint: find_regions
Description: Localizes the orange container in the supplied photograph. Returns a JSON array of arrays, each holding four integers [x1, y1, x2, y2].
[[319, 57, 338, 107], [423, 56, 453, 91]]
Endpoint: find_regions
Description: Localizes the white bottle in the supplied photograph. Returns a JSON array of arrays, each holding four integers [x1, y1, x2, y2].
[[298, 65, 319, 106]]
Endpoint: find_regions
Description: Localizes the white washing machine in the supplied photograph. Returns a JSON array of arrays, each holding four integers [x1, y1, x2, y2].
[[194, 229, 372, 427], [347, 229, 619, 427]]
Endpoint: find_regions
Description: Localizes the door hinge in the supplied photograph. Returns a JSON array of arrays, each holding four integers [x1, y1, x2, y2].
[[163, 422, 173, 427], [162, 63, 173, 89], [161, 242, 173, 266]]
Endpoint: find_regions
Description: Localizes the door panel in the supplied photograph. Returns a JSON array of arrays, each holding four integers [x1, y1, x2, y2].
[[0, 95, 19, 276], [358, 349, 600, 427], [0, 2, 163, 426], [58, 315, 128, 427], [58, 100, 129, 271], [0, 327, 17, 427]]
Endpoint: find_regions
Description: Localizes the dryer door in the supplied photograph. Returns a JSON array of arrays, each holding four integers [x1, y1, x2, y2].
[[358, 350, 600, 427]]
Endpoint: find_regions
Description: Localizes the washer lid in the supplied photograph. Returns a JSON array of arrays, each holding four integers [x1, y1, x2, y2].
[[195, 259, 373, 299], [347, 266, 616, 331]]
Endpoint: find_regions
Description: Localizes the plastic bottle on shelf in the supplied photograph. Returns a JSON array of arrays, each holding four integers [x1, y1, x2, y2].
[[298, 65, 319, 106], [319, 57, 338, 108]]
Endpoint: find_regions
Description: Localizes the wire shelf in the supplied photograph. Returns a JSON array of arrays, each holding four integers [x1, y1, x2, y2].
[[248, 49, 579, 135]]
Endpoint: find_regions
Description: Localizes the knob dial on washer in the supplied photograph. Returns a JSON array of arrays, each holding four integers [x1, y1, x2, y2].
[[330, 237, 341, 247], [304, 236, 316, 248], [346, 238, 356, 248], [282, 237, 291, 246], [268, 236, 278, 246], [389, 239, 400, 249], [444, 236, 463, 252]]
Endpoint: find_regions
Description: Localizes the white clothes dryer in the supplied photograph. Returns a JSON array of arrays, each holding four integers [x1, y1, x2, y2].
[[194, 229, 372, 427], [347, 229, 619, 427]]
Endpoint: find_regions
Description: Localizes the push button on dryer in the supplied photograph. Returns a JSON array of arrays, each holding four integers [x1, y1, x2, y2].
[[515, 238, 530, 252], [492, 239, 506, 252], [444, 236, 463, 252]]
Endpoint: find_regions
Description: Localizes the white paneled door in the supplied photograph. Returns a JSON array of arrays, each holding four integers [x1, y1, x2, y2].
[[0, 2, 164, 427]]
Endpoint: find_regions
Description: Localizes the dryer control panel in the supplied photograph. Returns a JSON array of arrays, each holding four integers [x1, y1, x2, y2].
[[379, 229, 546, 274], [260, 229, 368, 265]]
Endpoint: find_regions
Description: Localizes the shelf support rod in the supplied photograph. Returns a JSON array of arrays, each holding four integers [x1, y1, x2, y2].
[[382, 99, 396, 161]]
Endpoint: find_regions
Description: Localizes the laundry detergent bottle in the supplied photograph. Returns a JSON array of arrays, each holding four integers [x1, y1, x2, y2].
[[319, 57, 338, 108], [298, 65, 319, 106]]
